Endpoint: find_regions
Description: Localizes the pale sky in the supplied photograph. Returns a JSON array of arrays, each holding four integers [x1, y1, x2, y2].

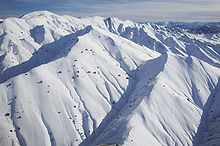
[[0, 0, 220, 22]]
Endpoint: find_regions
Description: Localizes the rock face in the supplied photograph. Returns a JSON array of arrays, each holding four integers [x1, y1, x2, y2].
[[0, 11, 220, 146]]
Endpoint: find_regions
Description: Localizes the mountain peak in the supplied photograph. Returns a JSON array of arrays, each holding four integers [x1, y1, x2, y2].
[[21, 10, 58, 19]]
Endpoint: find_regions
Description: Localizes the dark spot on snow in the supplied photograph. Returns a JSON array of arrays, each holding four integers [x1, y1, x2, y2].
[[16, 116, 21, 119], [75, 115, 77, 117], [126, 77, 129, 79], [118, 74, 121, 77], [81, 51, 83, 53], [6, 83, 12, 87], [57, 71, 62, 73], [58, 112, 61, 114], [5, 113, 10, 116], [210, 110, 213, 113], [85, 49, 88, 51], [75, 139, 78, 141], [87, 71, 91, 73], [93, 71, 96, 74], [37, 81, 43, 84], [10, 130, 13, 132], [74, 59, 77, 62], [74, 105, 77, 108]]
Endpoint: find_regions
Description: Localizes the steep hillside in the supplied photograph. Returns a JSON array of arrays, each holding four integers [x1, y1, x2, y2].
[[0, 11, 220, 146]]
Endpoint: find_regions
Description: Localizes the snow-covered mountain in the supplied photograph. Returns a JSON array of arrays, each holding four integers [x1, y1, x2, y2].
[[0, 11, 220, 146]]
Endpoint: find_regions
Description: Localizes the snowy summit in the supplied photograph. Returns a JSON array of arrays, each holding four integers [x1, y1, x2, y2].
[[0, 11, 220, 146]]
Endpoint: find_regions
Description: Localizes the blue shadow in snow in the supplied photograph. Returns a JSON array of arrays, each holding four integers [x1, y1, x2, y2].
[[0, 26, 92, 84]]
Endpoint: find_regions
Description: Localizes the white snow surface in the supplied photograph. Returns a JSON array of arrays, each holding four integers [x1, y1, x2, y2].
[[0, 11, 220, 146]]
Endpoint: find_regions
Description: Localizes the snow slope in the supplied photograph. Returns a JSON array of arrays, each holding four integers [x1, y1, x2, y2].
[[0, 11, 220, 146]]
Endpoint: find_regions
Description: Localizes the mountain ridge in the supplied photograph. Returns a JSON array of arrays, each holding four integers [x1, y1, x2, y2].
[[0, 11, 220, 146]]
